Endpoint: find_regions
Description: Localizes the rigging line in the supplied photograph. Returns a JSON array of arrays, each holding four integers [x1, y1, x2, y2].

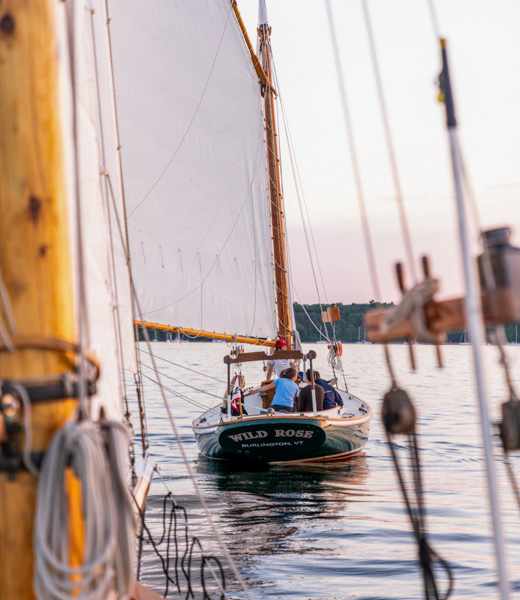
[[127, 3, 234, 218], [140, 362, 222, 400], [134, 331, 150, 455], [456, 139, 484, 235], [293, 292, 332, 343], [324, 0, 382, 303], [140, 373, 210, 411], [89, 7, 129, 408], [131, 283, 255, 600], [103, 0, 133, 267], [104, 172, 154, 448], [272, 59, 331, 310], [152, 469, 233, 599], [360, 0, 417, 283], [138, 348, 226, 383], [103, 0, 149, 449], [66, 2, 90, 415], [426, 0, 442, 41]]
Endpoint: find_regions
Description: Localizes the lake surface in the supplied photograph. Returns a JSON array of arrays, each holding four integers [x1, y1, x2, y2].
[[130, 342, 520, 599]]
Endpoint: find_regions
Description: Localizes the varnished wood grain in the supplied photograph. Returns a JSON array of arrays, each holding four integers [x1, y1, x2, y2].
[[0, 1, 79, 597]]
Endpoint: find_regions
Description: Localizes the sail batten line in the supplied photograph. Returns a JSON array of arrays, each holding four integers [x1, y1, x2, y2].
[[135, 321, 276, 347]]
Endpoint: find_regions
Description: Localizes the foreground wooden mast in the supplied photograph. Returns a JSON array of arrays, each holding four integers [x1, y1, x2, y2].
[[257, 4, 293, 346], [0, 1, 80, 597]]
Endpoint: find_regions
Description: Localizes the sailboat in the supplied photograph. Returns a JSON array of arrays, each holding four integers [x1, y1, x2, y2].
[[108, 0, 371, 464], [316, 327, 328, 343], [357, 325, 371, 344], [459, 329, 471, 344]]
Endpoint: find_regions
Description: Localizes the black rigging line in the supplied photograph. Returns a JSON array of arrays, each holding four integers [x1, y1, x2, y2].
[[385, 428, 454, 600], [139, 348, 226, 383], [133, 492, 226, 599]]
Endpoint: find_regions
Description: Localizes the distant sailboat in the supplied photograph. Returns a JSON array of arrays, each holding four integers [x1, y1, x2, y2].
[[459, 329, 471, 345], [356, 325, 371, 344], [510, 325, 520, 346], [316, 327, 328, 343]]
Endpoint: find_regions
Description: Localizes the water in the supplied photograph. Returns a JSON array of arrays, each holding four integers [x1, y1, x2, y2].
[[131, 342, 520, 599]]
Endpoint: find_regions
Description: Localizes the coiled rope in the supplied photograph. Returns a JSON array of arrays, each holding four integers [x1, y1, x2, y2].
[[34, 420, 136, 600]]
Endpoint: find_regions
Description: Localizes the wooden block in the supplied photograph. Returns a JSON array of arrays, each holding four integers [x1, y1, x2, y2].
[[328, 305, 341, 322]]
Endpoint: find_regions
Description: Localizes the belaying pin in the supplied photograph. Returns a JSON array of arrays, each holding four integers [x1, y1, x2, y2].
[[395, 262, 417, 371], [382, 387, 417, 435], [422, 256, 443, 369]]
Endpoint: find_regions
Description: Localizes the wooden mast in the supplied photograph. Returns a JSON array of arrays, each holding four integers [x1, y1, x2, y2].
[[257, 5, 293, 346], [0, 1, 81, 597]]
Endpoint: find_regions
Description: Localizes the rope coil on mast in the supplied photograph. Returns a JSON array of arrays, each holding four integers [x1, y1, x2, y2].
[[34, 419, 136, 599]]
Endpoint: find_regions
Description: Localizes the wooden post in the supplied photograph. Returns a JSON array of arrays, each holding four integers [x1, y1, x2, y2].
[[0, 1, 79, 597], [258, 18, 293, 346]]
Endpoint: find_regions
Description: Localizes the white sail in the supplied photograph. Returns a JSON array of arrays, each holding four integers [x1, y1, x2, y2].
[[108, 0, 278, 340], [59, 0, 137, 418]]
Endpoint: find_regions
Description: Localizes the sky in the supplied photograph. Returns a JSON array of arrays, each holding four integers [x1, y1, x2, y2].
[[238, 0, 520, 304]]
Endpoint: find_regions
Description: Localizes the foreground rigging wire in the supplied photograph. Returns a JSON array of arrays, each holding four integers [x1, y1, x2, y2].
[[134, 492, 226, 599], [385, 427, 453, 600]]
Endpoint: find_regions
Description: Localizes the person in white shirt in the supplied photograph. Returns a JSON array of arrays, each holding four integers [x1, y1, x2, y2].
[[266, 339, 298, 380]]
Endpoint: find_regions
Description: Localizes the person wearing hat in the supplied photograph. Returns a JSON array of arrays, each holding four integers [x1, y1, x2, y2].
[[265, 339, 297, 380]]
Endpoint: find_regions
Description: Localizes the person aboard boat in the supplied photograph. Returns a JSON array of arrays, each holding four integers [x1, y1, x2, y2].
[[249, 367, 300, 413], [297, 371, 325, 413], [265, 339, 298, 379], [311, 370, 344, 409]]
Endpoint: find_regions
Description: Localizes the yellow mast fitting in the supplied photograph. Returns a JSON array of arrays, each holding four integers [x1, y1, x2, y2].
[[0, 1, 82, 597], [257, 19, 292, 346], [135, 321, 277, 347]]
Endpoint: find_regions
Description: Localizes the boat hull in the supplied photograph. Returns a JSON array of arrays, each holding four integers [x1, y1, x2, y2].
[[194, 413, 371, 464]]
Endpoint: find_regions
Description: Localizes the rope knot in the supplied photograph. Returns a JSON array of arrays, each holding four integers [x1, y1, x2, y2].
[[382, 278, 445, 344]]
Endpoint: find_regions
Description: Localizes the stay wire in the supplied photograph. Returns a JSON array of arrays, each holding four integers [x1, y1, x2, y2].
[[360, 0, 417, 284], [139, 363, 222, 401], [89, 5, 133, 438], [271, 63, 331, 340], [385, 429, 454, 599], [324, 0, 382, 304], [140, 373, 211, 411], [325, 0, 397, 381], [138, 348, 226, 384], [272, 60, 330, 308], [66, 0, 90, 417]]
